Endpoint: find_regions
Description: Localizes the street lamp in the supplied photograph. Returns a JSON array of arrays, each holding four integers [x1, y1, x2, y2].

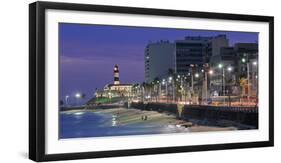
[[162, 79, 168, 102], [227, 66, 232, 72], [242, 56, 250, 105], [194, 72, 200, 104], [75, 93, 81, 98], [218, 63, 226, 105], [204, 69, 214, 105], [168, 76, 175, 102], [168, 76, 173, 82], [208, 69, 214, 75], [226, 66, 233, 106], [108, 92, 112, 103], [156, 80, 160, 102], [75, 93, 81, 106], [252, 60, 258, 106], [218, 63, 223, 69]]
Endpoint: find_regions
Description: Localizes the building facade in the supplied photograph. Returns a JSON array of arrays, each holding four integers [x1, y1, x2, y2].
[[209, 43, 258, 96], [143, 35, 257, 101], [175, 35, 229, 75], [95, 65, 133, 98], [234, 43, 258, 97], [145, 41, 175, 83]]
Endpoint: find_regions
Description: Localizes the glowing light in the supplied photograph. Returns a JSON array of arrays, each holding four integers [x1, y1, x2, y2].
[[74, 112, 84, 115], [253, 61, 257, 66], [227, 67, 232, 72], [75, 93, 81, 98], [195, 73, 199, 78], [112, 115, 117, 126], [209, 70, 214, 75], [218, 64, 223, 69]]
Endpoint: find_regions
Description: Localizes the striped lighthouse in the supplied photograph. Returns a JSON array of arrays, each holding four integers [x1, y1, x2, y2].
[[113, 65, 120, 85]]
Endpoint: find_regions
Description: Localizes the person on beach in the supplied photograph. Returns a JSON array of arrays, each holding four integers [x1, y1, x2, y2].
[[141, 115, 148, 120]]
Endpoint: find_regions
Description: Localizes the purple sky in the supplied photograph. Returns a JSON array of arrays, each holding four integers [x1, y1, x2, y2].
[[59, 23, 258, 104]]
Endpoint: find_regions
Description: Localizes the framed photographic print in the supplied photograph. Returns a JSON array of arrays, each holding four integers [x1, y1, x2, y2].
[[29, 1, 274, 162]]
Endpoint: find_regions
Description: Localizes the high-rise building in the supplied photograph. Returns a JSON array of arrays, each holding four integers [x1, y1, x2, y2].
[[175, 36, 211, 74], [145, 41, 175, 83], [211, 35, 229, 57], [144, 35, 229, 83], [175, 35, 229, 75]]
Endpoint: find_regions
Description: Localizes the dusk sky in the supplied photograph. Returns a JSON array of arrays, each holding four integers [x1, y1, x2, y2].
[[59, 23, 258, 103]]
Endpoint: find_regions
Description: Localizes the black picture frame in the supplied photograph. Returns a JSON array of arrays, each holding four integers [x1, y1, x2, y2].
[[29, 1, 274, 162]]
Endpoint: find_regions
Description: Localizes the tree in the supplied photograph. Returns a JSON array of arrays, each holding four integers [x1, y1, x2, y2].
[[152, 77, 160, 102]]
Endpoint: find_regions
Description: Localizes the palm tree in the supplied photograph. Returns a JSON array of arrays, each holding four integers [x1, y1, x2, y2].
[[141, 82, 147, 102], [239, 78, 247, 95], [152, 77, 160, 102]]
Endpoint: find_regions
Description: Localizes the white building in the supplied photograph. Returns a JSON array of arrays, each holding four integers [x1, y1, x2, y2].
[[144, 35, 229, 82], [95, 65, 133, 98]]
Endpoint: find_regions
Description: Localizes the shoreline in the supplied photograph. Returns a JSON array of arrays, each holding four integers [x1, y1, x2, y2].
[[61, 107, 237, 133]]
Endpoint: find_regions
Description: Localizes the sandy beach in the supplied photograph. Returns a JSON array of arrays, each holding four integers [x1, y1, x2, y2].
[[61, 107, 237, 134]]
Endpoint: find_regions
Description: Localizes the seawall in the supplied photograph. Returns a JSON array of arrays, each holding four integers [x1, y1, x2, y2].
[[129, 102, 258, 128]]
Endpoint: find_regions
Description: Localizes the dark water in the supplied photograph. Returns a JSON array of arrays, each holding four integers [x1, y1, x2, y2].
[[60, 111, 188, 139]]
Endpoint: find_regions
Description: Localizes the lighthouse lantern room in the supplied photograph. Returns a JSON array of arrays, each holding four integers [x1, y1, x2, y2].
[[113, 65, 120, 85]]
